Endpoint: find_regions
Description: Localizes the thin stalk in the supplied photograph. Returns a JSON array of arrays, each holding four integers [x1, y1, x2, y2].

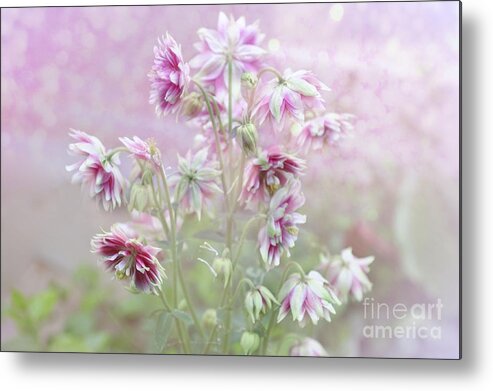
[[194, 81, 231, 214], [158, 167, 204, 339]]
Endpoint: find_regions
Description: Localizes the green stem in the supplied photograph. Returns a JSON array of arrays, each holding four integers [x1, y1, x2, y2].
[[232, 215, 262, 266], [158, 167, 204, 339], [227, 60, 233, 135], [194, 81, 231, 214]]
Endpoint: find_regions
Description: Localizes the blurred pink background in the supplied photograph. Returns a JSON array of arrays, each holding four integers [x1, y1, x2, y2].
[[1, 2, 460, 358]]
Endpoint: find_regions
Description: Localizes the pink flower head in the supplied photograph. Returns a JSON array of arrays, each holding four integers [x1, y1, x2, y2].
[[258, 180, 306, 269], [289, 338, 328, 357], [91, 224, 165, 295], [190, 12, 265, 103], [254, 69, 329, 131], [296, 113, 354, 152], [277, 271, 340, 327], [240, 146, 305, 207], [148, 33, 190, 117], [319, 248, 375, 302], [120, 136, 161, 168], [168, 148, 222, 220], [66, 129, 125, 211]]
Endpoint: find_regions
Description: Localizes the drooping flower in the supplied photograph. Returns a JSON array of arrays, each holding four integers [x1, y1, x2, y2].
[[120, 136, 161, 168], [91, 224, 165, 295], [66, 129, 125, 211], [190, 12, 265, 103], [169, 148, 222, 220], [148, 33, 190, 117], [258, 180, 306, 269], [319, 248, 375, 302], [289, 337, 328, 357], [296, 113, 354, 152], [240, 146, 305, 207], [277, 271, 340, 327], [254, 69, 329, 131], [244, 285, 279, 323]]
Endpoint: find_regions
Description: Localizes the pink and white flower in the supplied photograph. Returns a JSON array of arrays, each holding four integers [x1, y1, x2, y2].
[[120, 136, 161, 168], [244, 285, 279, 323], [190, 12, 265, 103], [277, 270, 340, 327], [319, 248, 375, 302], [240, 146, 305, 207], [91, 224, 165, 295], [254, 69, 329, 131], [296, 113, 354, 152], [66, 129, 125, 211], [168, 148, 222, 220], [148, 33, 190, 117], [258, 180, 306, 269], [289, 337, 328, 357]]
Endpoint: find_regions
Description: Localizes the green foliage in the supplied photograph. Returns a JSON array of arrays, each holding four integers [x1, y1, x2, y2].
[[2, 264, 161, 353]]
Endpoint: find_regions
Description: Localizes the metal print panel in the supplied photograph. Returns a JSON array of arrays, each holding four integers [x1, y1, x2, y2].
[[0, 1, 461, 359]]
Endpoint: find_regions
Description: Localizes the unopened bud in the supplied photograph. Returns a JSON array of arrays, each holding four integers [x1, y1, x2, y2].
[[241, 72, 258, 90], [236, 122, 258, 156], [212, 257, 232, 288], [240, 331, 260, 355], [178, 299, 188, 311], [128, 183, 150, 212], [182, 92, 203, 118], [202, 308, 217, 328]]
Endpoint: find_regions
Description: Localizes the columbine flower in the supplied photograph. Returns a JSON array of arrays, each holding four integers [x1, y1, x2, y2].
[[277, 271, 340, 327], [66, 129, 125, 211], [120, 136, 161, 168], [91, 224, 165, 295], [190, 12, 265, 103], [319, 248, 375, 302], [169, 148, 222, 220], [148, 33, 190, 117], [296, 113, 354, 152], [289, 338, 328, 357], [240, 146, 305, 207], [244, 285, 279, 323], [254, 69, 329, 131], [258, 180, 306, 269]]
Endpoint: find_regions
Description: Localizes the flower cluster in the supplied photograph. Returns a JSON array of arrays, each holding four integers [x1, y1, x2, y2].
[[67, 12, 373, 355]]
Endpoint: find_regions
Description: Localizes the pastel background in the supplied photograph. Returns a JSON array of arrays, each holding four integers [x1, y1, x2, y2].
[[1, 2, 460, 358]]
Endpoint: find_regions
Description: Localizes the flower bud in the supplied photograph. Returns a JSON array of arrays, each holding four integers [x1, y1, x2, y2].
[[240, 331, 260, 355], [202, 308, 217, 328], [128, 183, 151, 212], [212, 256, 232, 288], [235, 122, 258, 156], [178, 299, 188, 311], [245, 285, 278, 323], [241, 72, 258, 90], [181, 92, 204, 118], [140, 168, 154, 185]]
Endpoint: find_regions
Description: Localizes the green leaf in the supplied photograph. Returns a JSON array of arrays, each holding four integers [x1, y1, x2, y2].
[[11, 290, 28, 312], [171, 309, 193, 325], [28, 288, 59, 323]]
